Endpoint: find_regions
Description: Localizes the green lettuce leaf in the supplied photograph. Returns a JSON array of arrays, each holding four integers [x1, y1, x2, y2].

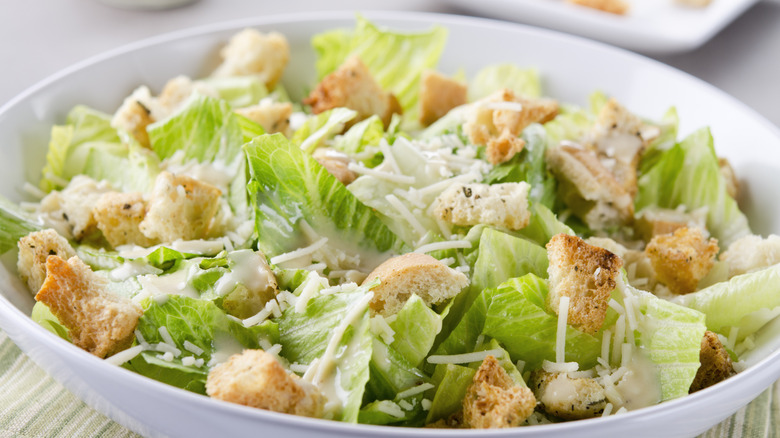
[[0, 196, 42, 254], [468, 64, 541, 101], [82, 131, 161, 193], [201, 76, 268, 109], [425, 363, 475, 423], [331, 115, 384, 157], [389, 294, 446, 368], [291, 108, 357, 153], [366, 337, 430, 403], [31, 302, 71, 341], [244, 133, 404, 266], [636, 128, 751, 248]]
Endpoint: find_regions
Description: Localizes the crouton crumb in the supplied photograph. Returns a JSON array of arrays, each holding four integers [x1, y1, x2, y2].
[[362, 253, 468, 316], [93, 192, 157, 248], [312, 148, 358, 185], [546, 233, 623, 335], [462, 355, 536, 428], [212, 29, 290, 89], [645, 227, 718, 294], [17, 229, 76, 294], [690, 331, 734, 392], [235, 101, 293, 136], [419, 70, 467, 126], [35, 255, 142, 358], [206, 349, 324, 417], [530, 370, 607, 420]]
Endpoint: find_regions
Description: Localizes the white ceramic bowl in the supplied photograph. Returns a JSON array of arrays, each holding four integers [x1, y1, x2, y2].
[[1, 11, 779, 438]]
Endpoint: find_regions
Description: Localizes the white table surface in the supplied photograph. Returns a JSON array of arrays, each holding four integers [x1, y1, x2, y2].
[[2, 0, 779, 129]]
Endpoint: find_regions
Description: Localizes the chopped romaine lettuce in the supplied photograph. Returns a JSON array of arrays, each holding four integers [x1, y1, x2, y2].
[[468, 63, 541, 101]]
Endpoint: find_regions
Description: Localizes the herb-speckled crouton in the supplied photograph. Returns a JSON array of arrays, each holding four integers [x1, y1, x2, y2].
[[530, 370, 607, 419], [462, 355, 536, 428], [304, 56, 402, 128], [35, 255, 142, 358], [419, 70, 467, 126], [546, 233, 623, 335], [433, 182, 531, 231], [361, 253, 468, 316], [37, 176, 114, 240], [212, 29, 290, 89], [235, 101, 293, 135], [645, 227, 718, 294], [17, 229, 76, 294], [111, 87, 155, 148], [690, 331, 734, 392], [206, 349, 324, 417], [139, 171, 222, 242], [93, 191, 157, 248]]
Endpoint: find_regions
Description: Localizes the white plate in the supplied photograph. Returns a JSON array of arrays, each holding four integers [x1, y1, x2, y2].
[[1, 10, 780, 438], [445, 0, 760, 53]]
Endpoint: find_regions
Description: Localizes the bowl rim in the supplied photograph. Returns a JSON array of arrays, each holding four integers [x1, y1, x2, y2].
[[1, 9, 779, 436]]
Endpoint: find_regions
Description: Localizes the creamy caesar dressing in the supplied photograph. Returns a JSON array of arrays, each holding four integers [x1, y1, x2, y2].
[[614, 352, 662, 410], [110, 260, 163, 281], [214, 249, 275, 297], [137, 269, 199, 299], [209, 332, 245, 367]]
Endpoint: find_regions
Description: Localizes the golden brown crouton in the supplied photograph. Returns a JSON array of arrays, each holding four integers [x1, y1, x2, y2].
[[37, 176, 114, 240], [567, 0, 629, 14], [462, 355, 536, 428], [634, 207, 708, 243], [112, 90, 154, 148], [530, 370, 607, 420], [464, 89, 558, 164], [645, 227, 719, 294], [312, 148, 357, 185], [362, 253, 468, 316], [419, 70, 467, 126], [304, 56, 402, 128], [433, 182, 531, 231], [35, 255, 142, 358], [212, 29, 290, 89], [546, 145, 634, 230], [586, 99, 657, 197], [546, 233, 623, 335], [139, 171, 222, 242], [718, 157, 739, 200], [719, 234, 780, 277], [676, 0, 712, 7], [690, 331, 734, 392], [235, 101, 293, 135], [206, 349, 324, 417], [93, 192, 157, 249], [16, 229, 76, 294]]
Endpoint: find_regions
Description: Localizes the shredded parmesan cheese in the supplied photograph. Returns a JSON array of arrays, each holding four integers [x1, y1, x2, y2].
[[385, 194, 427, 238], [348, 162, 415, 185], [270, 237, 329, 265], [542, 360, 579, 373], [396, 383, 435, 399], [183, 341, 204, 356], [413, 240, 472, 254], [427, 349, 503, 365], [556, 296, 570, 363], [105, 345, 145, 366]]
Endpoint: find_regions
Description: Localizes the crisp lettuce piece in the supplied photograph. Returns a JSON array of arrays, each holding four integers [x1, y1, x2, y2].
[[632, 287, 707, 401], [673, 264, 780, 339], [291, 108, 357, 153], [468, 64, 541, 101], [83, 131, 161, 193], [389, 294, 446, 368], [483, 124, 557, 209], [638, 107, 679, 175], [277, 287, 374, 422], [0, 196, 42, 254], [244, 133, 405, 264], [312, 15, 447, 121], [543, 103, 592, 149], [636, 128, 751, 248], [436, 274, 601, 371], [331, 115, 384, 157], [425, 363, 475, 423], [39, 106, 123, 192], [31, 302, 71, 341], [201, 76, 268, 109], [128, 295, 275, 394], [519, 203, 574, 247], [147, 94, 245, 165], [366, 337, 430, 403]]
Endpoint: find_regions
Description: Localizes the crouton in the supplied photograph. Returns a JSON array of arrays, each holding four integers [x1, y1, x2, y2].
[[111, 87, 155, 148], [139, 171, 222, 242], [303, 56, 402, 128], [312, 148, 357, 185], [718, 157, 739, 200], [433, 182, 531, 231], [235, 101, 293, 135], [154, 75, 219, 121], [586, 99, 657, 197], [719, 234, 780, 277], [93, 192, 157, 248], [462, 355, 536, 428], [529, 370, 607, 419], [676, 0, 712, 7], [419, 70, 467, 126], [362, 253, 468, 316], [35, 255, 142, 358], [546, 145, 634, 230], [635, 207, 708, 243], [37, 175, 114, 240], [212, 29, 290, 89], [546, 233, 623, 335], [206, 349, 324, 417], [645, 227, 718, 294], [486, 131, 526, 166], [16, 229, 76, 294], [567, 0, 629, 14], [690, 331, 734, 392], [463, 89, 558, 164]]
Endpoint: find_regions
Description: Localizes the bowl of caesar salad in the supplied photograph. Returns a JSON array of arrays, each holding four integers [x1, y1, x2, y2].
[[0, 10, 779, 438]]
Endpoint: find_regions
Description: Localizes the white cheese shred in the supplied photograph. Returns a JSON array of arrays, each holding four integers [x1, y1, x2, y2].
[[386, 194, 427, 238], [296, 271, 324, 313], [542, 360, 579, 373], [183, 340, 204, 356], [270, 237, 329, 265], [105, 345, 145, 366], [556, 296, 570, 363], [375, 401, 405, 419], [396, 383, 435, 400], [348, 162, 415, 185], [427, 349, 503, 365], [602, 402, 614, 417], [612, 315, 626, 365], [413, 240, 472, 254]]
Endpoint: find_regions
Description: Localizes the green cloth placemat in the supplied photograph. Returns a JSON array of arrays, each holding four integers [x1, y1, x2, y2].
[[0, 330, 776, 437]]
